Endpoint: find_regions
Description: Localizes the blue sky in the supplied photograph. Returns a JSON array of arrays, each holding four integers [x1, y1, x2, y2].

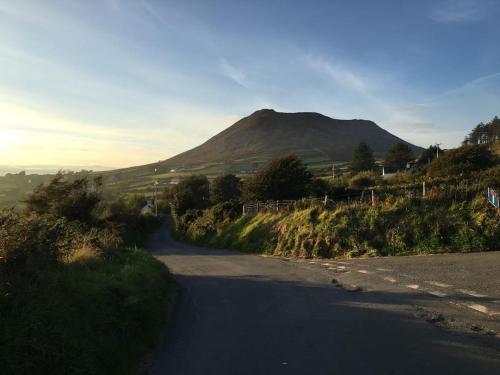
[[1, 0, 499, 168]]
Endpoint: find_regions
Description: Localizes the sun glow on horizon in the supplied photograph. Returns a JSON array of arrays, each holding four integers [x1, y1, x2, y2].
[[0, 94, 239, 169]]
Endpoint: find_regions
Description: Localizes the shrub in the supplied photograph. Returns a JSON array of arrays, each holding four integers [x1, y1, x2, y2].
[[0, 211, 72, 269], [416, 145, 442, 166], [0, 247, 175, 375], [351, 142, 375, 173], [427, 144, 497, 178], [24, 173, 101, 224], [384, 143, 414, 169], [349, 171, 378, 189], [164, 175, 210, 216], [308, 177, 330, 196], [177, 191, 500, 258], [210, 174, 241, 203], [242, 155, 312, 201], [0, 210, 122, 271], [179, 201, 242, 241], [0, 176, 174, 375]]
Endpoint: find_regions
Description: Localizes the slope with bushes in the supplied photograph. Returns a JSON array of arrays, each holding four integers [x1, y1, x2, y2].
[[184, 195, 499, 258], [0, 175, 175, 375], [167, 141, 499, 259]]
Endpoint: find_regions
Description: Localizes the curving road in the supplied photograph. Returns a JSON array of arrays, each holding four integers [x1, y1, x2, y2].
[[148, 221, 500, 374]]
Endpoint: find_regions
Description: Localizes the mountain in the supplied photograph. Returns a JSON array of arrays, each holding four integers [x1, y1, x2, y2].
[[96, 109, 423, 195], [162, 109, 422, 169]]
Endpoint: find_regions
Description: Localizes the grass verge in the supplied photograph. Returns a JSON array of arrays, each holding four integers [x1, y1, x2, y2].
[[180, 197, 500, 258], [0, 246, 175, 375]]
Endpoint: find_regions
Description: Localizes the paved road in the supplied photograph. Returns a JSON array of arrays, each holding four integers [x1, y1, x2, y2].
[[148, 222, 500, 374]]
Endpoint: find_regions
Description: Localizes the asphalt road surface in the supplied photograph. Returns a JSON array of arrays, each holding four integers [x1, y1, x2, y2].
[[148, 222, 500, 375]]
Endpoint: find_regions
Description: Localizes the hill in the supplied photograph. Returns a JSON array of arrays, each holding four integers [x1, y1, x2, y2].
[[164, 109, 422, 169], [93, 109, 422, 197], [0, 110, 424, 205]]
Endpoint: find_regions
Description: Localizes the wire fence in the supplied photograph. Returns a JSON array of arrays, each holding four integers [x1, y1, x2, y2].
[[242, 181, 498, 216]]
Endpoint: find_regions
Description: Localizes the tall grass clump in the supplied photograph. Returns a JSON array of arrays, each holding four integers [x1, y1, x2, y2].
[[179, 194, 499, 259]]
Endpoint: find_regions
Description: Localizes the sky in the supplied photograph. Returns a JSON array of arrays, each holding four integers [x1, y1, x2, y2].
[[1, 0, 499, 170]]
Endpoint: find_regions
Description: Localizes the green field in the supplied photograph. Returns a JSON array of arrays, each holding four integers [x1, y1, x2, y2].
[[0, 157, 352, 208]]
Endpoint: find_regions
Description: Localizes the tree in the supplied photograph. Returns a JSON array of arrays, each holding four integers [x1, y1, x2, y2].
[[427, 144, 497, 177], [463, 116, 500, 145], [164, 175, 209, 216], [308, 177, 330, 197], [24, 173, 102, 224], [384, 143, 414, 169], [210, 174, 241, 204], [351, 142, 375, 173], [242, 155, 312, 201], [416, 145, 443, 166]]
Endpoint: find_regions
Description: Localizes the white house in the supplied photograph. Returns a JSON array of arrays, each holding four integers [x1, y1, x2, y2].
[[141, 199, 155, 215], [169, 176, 181, 185]]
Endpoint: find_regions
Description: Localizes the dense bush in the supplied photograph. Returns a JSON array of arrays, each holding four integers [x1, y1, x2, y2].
[[175, 201, 242, 242], [184, 196, 499, 258], [98, 194, 159, 246], [0, 247, 175, 375], [416, 145, 442, 166], [384, 143, 414, 169], [24, 174, 101, 224], [351, 142, 375, 173], [0, 175, 175, 375], [0, 210, 122, 270], [164, 175, 210, 216], [349, 171, 379, 189], [308, 177, 331, 196], [427, 144, 497, 177], [210, 174, 241, 204], [242, 155, 312, 202]]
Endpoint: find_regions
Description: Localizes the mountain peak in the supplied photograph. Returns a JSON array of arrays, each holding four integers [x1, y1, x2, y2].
[[254, 108, 276, 113], [160, 109, 422, 170]]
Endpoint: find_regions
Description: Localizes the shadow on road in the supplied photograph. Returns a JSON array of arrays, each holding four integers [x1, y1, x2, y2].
[[150, 272, 500, 375]]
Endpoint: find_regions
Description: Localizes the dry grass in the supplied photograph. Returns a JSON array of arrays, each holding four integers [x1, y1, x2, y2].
[[64, 246, 102, 264]]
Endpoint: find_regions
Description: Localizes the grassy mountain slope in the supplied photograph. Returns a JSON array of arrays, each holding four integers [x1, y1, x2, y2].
[[164, 109, 422, 168], [94, 109, 422, 196], [0, 110, 423, 205]]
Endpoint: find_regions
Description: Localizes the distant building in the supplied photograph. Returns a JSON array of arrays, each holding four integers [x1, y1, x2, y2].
[[382, 162, 413, 178], [169, 176, 181, 185], [382, 166, 400, 178], [141, 199, 155, 215]]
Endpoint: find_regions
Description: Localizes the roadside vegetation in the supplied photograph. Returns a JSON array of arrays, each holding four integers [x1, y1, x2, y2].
[[0, 174, 175, 375], [165, 118, 500, 258]]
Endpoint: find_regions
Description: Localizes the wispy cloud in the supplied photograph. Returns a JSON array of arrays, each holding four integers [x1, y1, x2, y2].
[[219, 58, 250, 89], [139, 0, 167, 26], [305, 55, 369, 94], [430, 0, 495, 23]]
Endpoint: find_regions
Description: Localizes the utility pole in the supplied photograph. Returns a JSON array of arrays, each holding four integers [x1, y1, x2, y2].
[[332, 164, 335, 180], [435, 143, 441, 159], [154, 168, 158, 217]]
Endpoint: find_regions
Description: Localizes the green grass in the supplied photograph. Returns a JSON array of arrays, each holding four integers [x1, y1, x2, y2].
[[0, 246, 176, 375], [182, 195, 500, 259]]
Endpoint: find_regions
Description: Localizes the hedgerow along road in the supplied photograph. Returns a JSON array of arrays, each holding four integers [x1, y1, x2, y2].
[[148, 220, 500, 375]]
